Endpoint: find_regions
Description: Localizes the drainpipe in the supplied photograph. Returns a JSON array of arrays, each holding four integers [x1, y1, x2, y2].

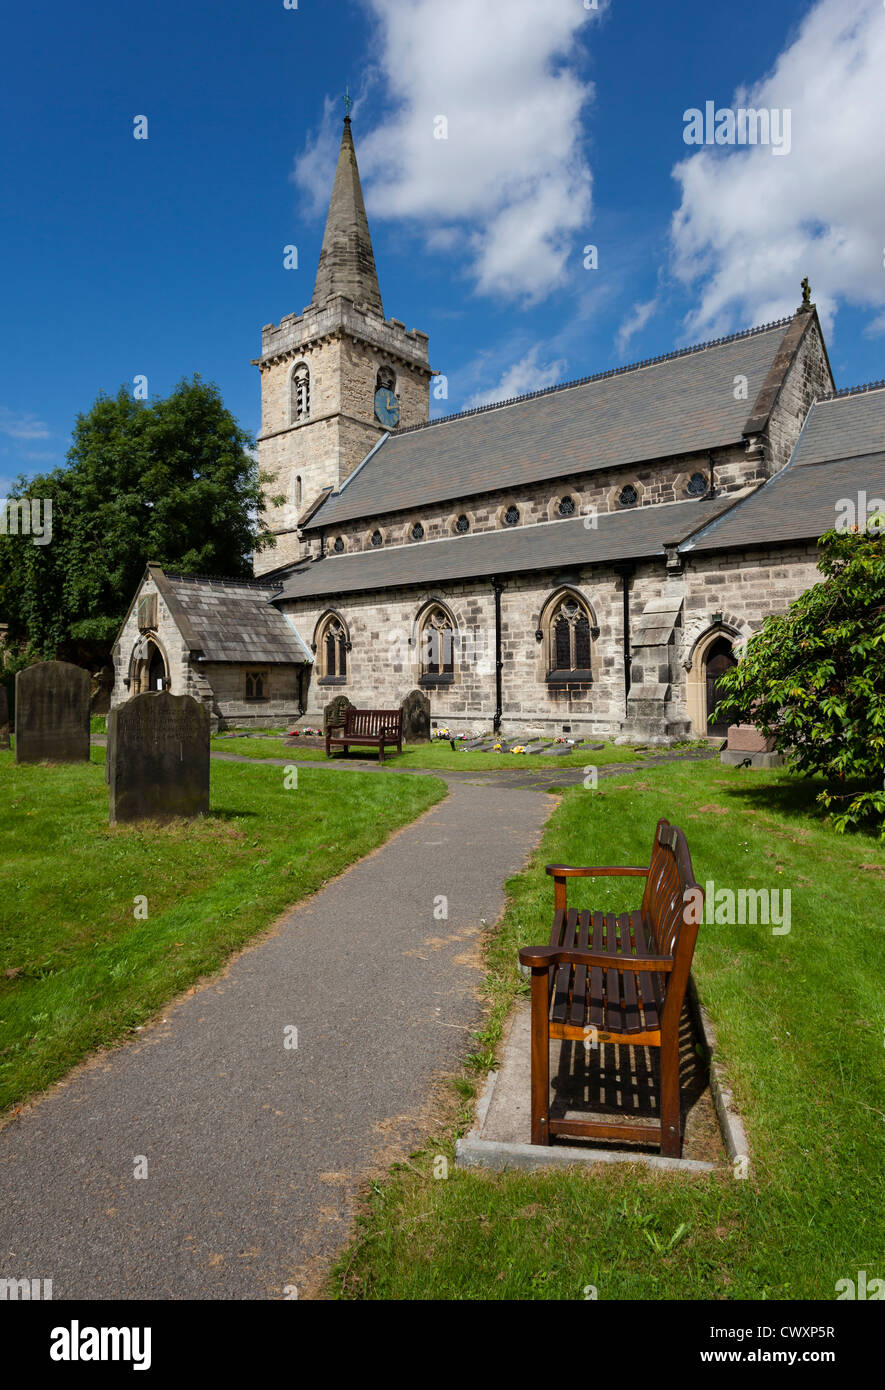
[[707, 450, 717, 498], [491, 577, 504, 734], [613, 562, 635, 711], [297, 664, 306, 718]]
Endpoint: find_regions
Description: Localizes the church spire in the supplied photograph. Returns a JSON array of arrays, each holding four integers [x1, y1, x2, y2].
[[312, 114, 384, 315]]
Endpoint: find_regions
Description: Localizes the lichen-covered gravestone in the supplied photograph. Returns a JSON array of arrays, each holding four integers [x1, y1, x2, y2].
[[323, 694, 354, 731], [0, 684, 9, 750], [107, 692, 209, 826], [14, 660, 90, 764], [400, 688, 430, 743]]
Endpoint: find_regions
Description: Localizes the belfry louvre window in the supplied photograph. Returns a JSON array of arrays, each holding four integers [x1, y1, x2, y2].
[[291, 363, 310, 422], [545, 595, 596, 683], [419, 606, 455, 684], [245, 670, 268, 701]]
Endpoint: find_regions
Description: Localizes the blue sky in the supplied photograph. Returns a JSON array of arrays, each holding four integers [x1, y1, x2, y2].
[[2, 0, 883, 497]]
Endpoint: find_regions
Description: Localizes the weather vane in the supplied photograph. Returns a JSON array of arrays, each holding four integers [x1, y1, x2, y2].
[[344, 84, 353, 120]]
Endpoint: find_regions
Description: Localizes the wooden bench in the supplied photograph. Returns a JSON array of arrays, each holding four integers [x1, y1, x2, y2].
[[518, 818, 703, 1156], [325, 707, 403, 762]]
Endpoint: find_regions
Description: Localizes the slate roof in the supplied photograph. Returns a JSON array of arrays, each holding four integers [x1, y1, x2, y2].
[[787, 386, 885, 467], [161, 573, 309, 663], [684, 388, 885, 553], [274, 496, 737, 602], [305, 320, 797, 531]]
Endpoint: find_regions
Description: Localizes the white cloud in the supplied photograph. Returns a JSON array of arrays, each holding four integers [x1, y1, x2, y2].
[[670, 0, 885, 340], [294, 0, 602, 304], [615, 298, 659, 357], [465, 346, 568, 408], [0, 408, 50, 441]]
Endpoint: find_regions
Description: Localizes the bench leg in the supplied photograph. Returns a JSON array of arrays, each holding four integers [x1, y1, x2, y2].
[[529, 967, 550, 1146], [659, 1021, 681, 1157]]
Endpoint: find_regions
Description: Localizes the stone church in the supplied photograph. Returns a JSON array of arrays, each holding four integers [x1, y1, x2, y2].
[[112, 116, 885, 742]]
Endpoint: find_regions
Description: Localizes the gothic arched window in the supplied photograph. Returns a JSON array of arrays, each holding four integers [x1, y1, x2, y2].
[[291, 473, 303, 510], [558, 495, 576, 517], [618, 484, 638, 508], [371, 529, 383, 548], [504, 505, 520, 526], [291, 363, 310, 423], [376, 365, 396, 392], [419, 605, 455, 683], [317, 615, 349, 683], [542, 592, 597, 683], [332, 536, 345, 554]]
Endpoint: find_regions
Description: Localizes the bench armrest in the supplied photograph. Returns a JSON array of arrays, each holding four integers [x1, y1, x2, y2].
[[545, 864, 649, 877], [518, 945, 673, 972]]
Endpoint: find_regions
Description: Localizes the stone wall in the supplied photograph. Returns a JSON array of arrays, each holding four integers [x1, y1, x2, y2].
[[765, 315, 834, 474], [254, 295, 432, 577], [310, 442, 757, 556], [280, 541, 824, 741], [199, 661, 304, 728], [111, 579, 204, 709]]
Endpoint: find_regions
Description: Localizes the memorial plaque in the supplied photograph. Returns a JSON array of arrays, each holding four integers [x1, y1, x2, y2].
[[0, 684, 9, 750], [14, 660, 90, 764], [400, 688, 430, 743], [107, 691, 209, 826]]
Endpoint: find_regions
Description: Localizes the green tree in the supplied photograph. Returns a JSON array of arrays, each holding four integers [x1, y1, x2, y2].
[[713, 524, 885, 836], [0, 377, 276, 667]]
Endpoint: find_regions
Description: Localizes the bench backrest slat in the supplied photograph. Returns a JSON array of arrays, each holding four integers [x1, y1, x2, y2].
[[343, 708, 402, 737], [641, 817, 702, 1022]]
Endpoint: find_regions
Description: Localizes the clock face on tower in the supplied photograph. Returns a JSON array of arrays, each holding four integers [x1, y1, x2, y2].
[[374, 387, 400, 428]]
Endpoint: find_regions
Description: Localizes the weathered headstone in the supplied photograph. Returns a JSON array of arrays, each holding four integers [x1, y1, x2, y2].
[[323, 694, 354, 731], [14, 660, 90, 764], [400, 688, 431, 743], [0, 684, 9, 750], [107, 691, 209, 825]]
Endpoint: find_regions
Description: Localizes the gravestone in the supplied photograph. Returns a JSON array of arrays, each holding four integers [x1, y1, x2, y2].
[[400, 688, 430, 743], [14, 660, 90, 764], [107, 691, 209, 826], [323, 694, 354, 731], [0, 685, 9, 750]]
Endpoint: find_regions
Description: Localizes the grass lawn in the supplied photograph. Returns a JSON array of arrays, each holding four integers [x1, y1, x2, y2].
[[0, 746, 445, 1114], [331, 757, 885, 1300], [209, 732, 683, 772]]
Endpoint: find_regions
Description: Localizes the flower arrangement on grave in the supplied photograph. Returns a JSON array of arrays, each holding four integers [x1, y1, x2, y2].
[[288, 727, 322, 737], [510, 745, 527, 755], [553, 736, 575, 744], [493, 742, 503, 751]]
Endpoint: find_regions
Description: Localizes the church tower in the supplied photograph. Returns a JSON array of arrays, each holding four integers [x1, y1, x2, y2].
[[252, 113, 433, 576]]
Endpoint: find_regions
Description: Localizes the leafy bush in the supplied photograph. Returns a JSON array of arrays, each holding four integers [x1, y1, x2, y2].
[[713, 524, 885, 836]]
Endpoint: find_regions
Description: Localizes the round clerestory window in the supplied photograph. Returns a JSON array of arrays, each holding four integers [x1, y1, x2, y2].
[[371, 529, 383, 547], [618, 485, 638, 508], [504, 505, 520, 526], [455, 514, 470, 534], [558, 495, 576, 517], [332, 536, 345, 553], [411, 522, 425, 541], [687, 471, 708, 497]]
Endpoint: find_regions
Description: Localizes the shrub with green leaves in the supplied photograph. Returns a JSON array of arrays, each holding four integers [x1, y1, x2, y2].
[[713, 524, 885, 836]]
